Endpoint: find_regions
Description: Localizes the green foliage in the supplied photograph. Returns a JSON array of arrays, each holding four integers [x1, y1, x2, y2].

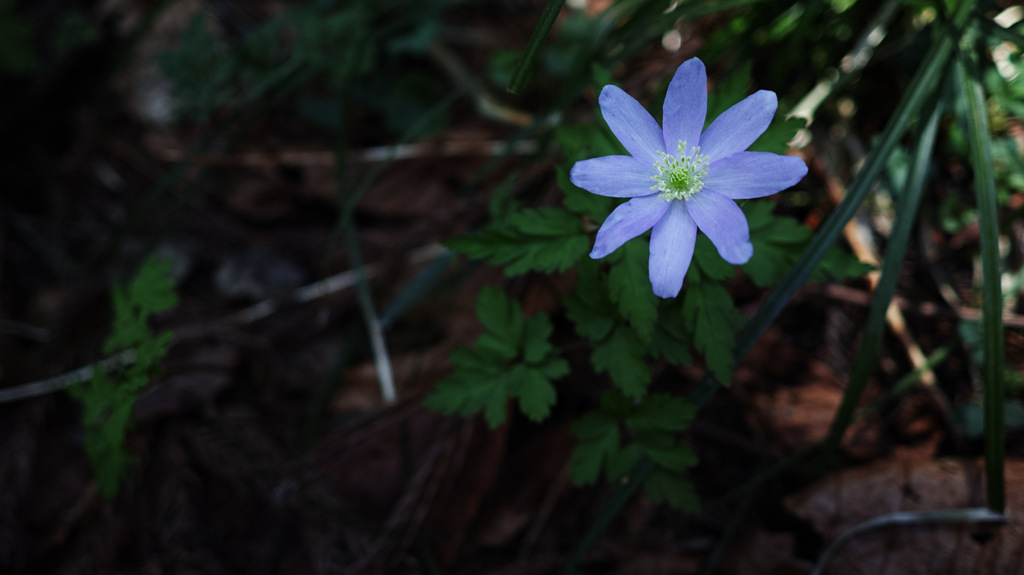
[[570, 390, 699, 511], [68, 257, 178, 499], [606, 239, 660, 344], [565, 259, 652, 398], [740, 201, 872, 287], [683, 280, 745, 385], [0, 0, 38, 74], [423, 287, 568, 428], [445, 206, 590, 276], [158, 0, 455, 124]]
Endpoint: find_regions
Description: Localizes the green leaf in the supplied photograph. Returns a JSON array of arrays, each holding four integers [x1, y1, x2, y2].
[[645, 469, 700, 512], [71, 255, 178, 499], [423, 349, 509, 426], [564, 258, 616, 342], [684, 281, 743, 385], [446, 206, 589, 276], [627, 394, 697, 433], [592, 324, 650, 398], [522, 313, 555, 364], [749, 116, 805, 154], [641, 442, 698, 472], [476, 286, 524, 349], [607, 238, 659, 343], [648, 302, 693, 365], [509, 364, 557, 422], [570, 412, 620, 485], [425, 287, 566, 428], [742, 201, 870, 287], [691, 235, 736, 284]]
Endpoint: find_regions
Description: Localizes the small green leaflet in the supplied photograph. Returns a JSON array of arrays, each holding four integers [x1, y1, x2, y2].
[[68, 255, 178, 499], [564, 259, 651, 398], [591, 325, 649, 399], [682, 280, 744, 386], [607, 238, 659, 344], [446, 206, 590, 276], [424, 286, 568, 428], [741, 201, 872, 287], [570, 391, 699, 510], [688, 234, 736, 285]]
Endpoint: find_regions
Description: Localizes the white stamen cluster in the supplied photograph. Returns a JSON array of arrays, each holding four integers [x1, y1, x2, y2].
[[650, 141, 709, 201]]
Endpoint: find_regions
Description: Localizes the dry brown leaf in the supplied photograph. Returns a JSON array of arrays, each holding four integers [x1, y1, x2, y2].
[[785, 457, 1024, 575]]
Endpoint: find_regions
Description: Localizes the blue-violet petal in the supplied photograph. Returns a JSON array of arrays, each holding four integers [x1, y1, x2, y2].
[[685, 190, 753, 264], [570, 156, 659, 198], [599, 85, 666, 165], [590, 195, 670, 259], [649, 201, 698, 298], [699, 90, 777, 163], [662, 58, 707, 155], [704, 152, 808, 199]]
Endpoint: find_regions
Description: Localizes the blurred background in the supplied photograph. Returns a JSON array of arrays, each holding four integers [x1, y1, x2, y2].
[[1, 0, 1023, 573]]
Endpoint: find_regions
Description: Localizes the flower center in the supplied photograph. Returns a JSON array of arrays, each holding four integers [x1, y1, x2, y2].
[[651, 141, 709, 201]]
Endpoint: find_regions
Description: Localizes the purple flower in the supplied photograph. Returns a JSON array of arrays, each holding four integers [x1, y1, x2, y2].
[[570, 57, 808, 298]]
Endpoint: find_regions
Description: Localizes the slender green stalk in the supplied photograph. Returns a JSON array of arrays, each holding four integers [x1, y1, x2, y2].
[[820, 91, 945, 459], [508, 0, 566, 94], [957, 47, 1006, 513], [734, 0, 974, 363]]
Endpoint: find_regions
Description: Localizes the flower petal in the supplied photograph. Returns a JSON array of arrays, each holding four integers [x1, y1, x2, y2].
[[699, 90, 777, 163], [685, 190, 753, 264], [704, 152, 808, 199], [599, 85, 666, 165], [662, 58, 707, 155], [590, 195, 670, 259], [649, 201, 697, 298], [570, 155, 657, 198]]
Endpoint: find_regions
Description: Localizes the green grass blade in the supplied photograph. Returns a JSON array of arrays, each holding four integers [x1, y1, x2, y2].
[[734, 0, 974, 363], [957, 46, 1006, 513], [508, 0, 565, 94], [820, 91, 945, 457]]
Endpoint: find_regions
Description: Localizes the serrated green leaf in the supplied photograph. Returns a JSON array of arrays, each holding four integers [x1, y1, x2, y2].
[[691, 235, 735, 284], [536, 356, 570, 380], [749, 116, 805, 154], [476, 286, 524, 348], [742, 201, 869, 287], [606, 442, 642, 482], [592, 324, 650, 398], [522, 313, 555, 364], [627, 394, 696, 433], [446, 206, 589, 276], [564, 258, 616, 342], [570, 413, 620, 485], [423, 359, 509, 428], [648, 303, 693, 365], [684, 281, 743, 385], [511, 364, 557, 422], [476, 332, 519, 362], [607, 238, 659, 343], [128, 256, 179, 315], [637, 440, 698, 472], [645, 469, 700, 512]]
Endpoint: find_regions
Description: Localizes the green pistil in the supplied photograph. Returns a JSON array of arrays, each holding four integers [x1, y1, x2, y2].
[[651, 141, 709, 201]]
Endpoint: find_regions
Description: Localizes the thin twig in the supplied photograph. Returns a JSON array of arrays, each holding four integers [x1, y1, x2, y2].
[[0, 245, 448, 404], [810, 508, 1008, 575]]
